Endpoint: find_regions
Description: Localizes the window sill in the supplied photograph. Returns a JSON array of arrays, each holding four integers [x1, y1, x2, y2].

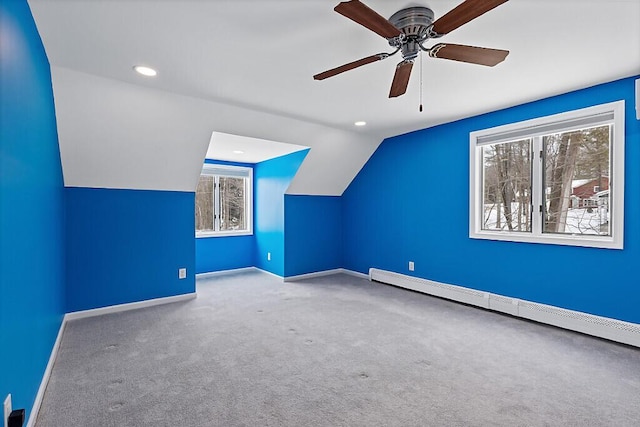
[[470, 230, 622, 250], [196, 231, 253, 239]]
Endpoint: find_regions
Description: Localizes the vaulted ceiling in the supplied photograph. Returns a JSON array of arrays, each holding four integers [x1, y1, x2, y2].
[[28, 0, 640, 194]]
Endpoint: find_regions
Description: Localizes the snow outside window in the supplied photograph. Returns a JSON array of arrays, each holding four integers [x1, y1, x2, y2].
[[470, 101, 625, 249], [195, 164, 253, 237]]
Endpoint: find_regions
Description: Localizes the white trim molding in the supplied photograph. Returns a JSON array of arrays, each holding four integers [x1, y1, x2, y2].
[[284, 268, 369, 282], [284, 268, 344, 282], [369, 268, 640, 348], [65, 293, 197, 321], [255, 267, 285, 281], [635, 78, 639, 120], [341, 269, 371, 280], [27, 320, 65, 427], [197, 267, 284, 281], [195, 164, 253, 238], [196, 266, 370, 282], [196, 267, 256, 279], [469, 101, 625, 250]]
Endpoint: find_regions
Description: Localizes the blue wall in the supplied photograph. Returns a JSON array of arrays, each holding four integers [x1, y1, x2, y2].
[[195, 153, 315, 278], [195, 159, 255, 273], [254, 150, 308, 276], [0, 0, 65, 419], [284, 195, 342, 277], [343, 76, 640, 324], [196, 235, 254, 273], [66, 188, 195, 312]]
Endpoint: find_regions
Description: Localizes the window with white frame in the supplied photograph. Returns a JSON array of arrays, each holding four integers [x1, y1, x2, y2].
[[469, 101, 625, 249], [195, 164, 253, 237]]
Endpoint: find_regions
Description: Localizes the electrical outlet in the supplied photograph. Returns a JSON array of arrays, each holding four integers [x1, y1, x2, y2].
[[267, 252, 271, 261], [178, 268, 187, 279], [408, 261, 415, 271], [4, 394, 11, 427]]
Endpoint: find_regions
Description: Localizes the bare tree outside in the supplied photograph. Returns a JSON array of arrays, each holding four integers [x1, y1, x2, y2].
[[473, 103, 621, 248], [480, 125, 610, 236], [195, 174, 248, 233], [195, 175, 214, 231], [544, 132, 581, 232], [543, 125, 610, 235], [219, 177, 246, 231], [482, 139, 532, 232]]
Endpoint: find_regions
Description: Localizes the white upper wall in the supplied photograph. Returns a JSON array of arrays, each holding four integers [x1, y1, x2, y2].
[[52, 67, 381, 195]]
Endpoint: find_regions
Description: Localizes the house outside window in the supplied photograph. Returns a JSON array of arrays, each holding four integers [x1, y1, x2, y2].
[[195, 164, 253, 237], [469, 101, 625, 249]]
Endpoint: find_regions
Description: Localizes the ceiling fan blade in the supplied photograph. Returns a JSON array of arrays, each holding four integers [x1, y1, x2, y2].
[[429, 43, 509, 66], [314, 54, 387, 80], [431, 0, 508, 36], [334, 0, 402, 39], [389, 61, 413, 98]]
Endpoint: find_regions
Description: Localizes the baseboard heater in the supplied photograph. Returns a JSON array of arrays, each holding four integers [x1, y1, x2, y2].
[[369, 268, 640, 348]]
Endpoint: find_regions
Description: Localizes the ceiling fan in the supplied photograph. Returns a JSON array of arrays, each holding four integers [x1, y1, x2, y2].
[[314, 0, 510, 98]]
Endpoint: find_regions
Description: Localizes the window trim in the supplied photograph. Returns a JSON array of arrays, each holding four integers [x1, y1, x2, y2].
[[196, 164, 253, 238], [469, 101, 625, 249]]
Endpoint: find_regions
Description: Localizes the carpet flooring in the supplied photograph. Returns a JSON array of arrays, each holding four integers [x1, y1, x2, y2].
[[35, 270, 640, 426]]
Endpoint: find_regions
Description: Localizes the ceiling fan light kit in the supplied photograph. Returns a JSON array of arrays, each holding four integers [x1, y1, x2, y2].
[[314, 0, 510, 98]]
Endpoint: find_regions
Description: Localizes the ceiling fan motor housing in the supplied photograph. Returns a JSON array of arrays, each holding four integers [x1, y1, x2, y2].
[[388, 7, 435, 60]]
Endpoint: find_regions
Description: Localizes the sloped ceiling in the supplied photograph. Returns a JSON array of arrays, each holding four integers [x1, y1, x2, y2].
[[29, 0, 640, 195], [51, 67, 377, 194], [205, 133, 308, 164]]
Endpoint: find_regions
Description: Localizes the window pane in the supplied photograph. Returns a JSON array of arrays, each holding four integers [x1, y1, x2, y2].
[[481, 139, 532, 232], [543, 125, 610, 236], [195, 175, 214, 232], [219, 176, 246, 231]]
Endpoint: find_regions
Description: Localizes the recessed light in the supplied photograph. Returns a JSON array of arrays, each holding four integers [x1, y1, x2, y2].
[[354, 121, 367, 127], [133, 65, 157, 77], [232, 150, 245, 154]]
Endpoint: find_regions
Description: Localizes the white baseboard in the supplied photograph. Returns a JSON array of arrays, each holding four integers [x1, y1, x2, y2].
[[197, 267, 282, 281], [284, 268, 343, 282], [340, 268, 370, 280], [196, 266, 370, 282], [254, 267, 284, 281], [65, 293, 197, 321], [196, 267, 255, 279], [369, 268, 640, 348], [27, 318, 66, 427], [284, 268, 371, 282]]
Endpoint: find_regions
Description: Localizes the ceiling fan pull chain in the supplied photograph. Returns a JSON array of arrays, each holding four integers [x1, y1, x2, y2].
[[419, 53, 424, 112]]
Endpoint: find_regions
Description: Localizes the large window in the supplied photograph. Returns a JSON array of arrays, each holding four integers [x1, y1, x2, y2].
[[195, 164, 253, 237], [470, 101, 625, 249]]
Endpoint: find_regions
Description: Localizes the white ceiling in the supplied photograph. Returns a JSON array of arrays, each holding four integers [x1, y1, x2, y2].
[[28, 0, 640, 195], [206, 132, 308, 164], [28, 0, 640, 139]]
